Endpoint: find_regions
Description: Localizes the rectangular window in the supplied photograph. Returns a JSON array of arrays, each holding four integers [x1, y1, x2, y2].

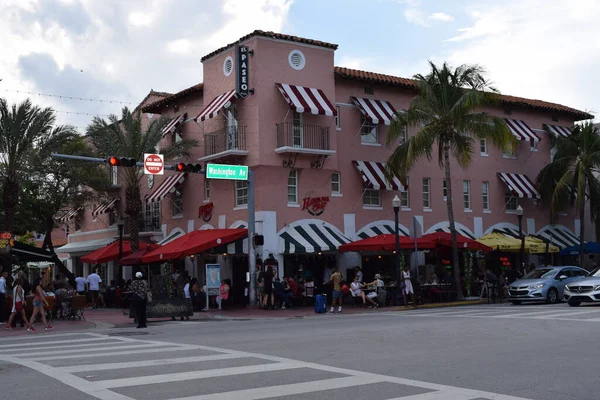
[[503, 146, 517, 159], [364, 87, 374, 95], [401, 177, 410, 208], [335, 106, 341, 130], [482, 181, 489, 211], [172, 187, 184, 216], [463, 180, 471, 210], [362, 182, 380, 207], [204, 179, 210, 201], [530, 139, 538, 152], [480, 138, 487, 155], [505, 192, 518, 211], [331, 172, 341, 194], [360, 117, 378, 144], [108, 211, 116, 226], [145, 202, 160, 231], [399, 126, 407, 144], [443, 179, 448, 200], [422, 177, 431, 209], [111, 166, 118, 185], [235, 180, 248, 207], [287, 170, 298, 204], [292, 111, 304, 148]]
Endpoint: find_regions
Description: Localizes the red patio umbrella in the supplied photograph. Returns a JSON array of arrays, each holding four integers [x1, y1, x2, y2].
[[118, 244, 161, 265], [420, 232, 492, 252], [339, 234, 437, 253], [81, 241, 155, 264], [141, 228, 247, 263]]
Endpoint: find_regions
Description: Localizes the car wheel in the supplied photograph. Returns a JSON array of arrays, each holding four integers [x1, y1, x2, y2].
[[511, 301, 522, 305], [568, 300, 581, 307], [546, 288, 558, 304]]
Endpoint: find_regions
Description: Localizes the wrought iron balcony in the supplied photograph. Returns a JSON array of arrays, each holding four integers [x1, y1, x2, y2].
[[200, 125, 248, 162], [275, 122, 334, 155]]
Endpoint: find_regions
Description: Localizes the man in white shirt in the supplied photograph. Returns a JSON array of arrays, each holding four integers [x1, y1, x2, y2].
[[0, 271, 7, 323], [86, 270, 103, 310], [75, 276, 87, 295]]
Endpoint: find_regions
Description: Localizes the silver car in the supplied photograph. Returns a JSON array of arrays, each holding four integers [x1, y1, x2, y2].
[[508, 266, 588, 305], [564, 267, 600, 306]]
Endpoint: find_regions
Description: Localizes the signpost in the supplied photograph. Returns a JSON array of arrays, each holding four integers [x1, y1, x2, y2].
[[143, 153, 164, 175], [205, 263, 221, 310], [205, 163, 248, 180]]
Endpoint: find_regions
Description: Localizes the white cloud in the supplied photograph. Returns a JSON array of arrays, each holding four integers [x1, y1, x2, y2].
[[167, 38, 193, 54], [128, 12, 154, 27], [445, 0, 600, 119], [402, 0, 429, 27], [336, 56, 371, 70], [428, 12, 454, 22]]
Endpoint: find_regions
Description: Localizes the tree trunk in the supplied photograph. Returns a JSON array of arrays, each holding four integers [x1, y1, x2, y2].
[[579, 197, 586, 268], [444, 143, 464, 300], [126, 182, 142, 251], [41, 217, 55, 252]]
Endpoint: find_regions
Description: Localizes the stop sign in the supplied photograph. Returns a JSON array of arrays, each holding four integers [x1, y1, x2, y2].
[[144, 153, 164, 175]]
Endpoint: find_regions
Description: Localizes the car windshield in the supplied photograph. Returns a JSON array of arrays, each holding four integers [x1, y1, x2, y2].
[[587, 268, 600, 277], [523, 268, 556, 280]]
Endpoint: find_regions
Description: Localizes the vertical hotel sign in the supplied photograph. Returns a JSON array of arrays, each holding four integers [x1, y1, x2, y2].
[[236, 45, 249, 98]]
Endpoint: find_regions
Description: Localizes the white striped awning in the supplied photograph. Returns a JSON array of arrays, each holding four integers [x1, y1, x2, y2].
[[353, 160, 406, 191], [60, 207, 82, 223], [275, 83, 336, 116], [504, 119, 540, 142], [498, 172, 541, 199], [434, 227, 476, 240], [146, 174, 186, 203], [280, 222, 351, 254], [161, 113, 187, 137], [92, 199, 119, 218], [351, 97, 398, 125], [194, 90, 236, 122], [536, 226, 580, 250], [493, 227, 524, 239], [544, 124, 572, 138], [358, 223, 409, 239]]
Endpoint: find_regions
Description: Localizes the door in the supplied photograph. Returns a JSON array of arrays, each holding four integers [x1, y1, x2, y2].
[[226, 106, 238, 150], [555, 268, 573, 297], [292, 111, 303, 148]]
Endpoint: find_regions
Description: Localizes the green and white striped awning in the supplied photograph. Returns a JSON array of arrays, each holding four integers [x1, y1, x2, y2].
[[358, 222, 409, 239], [536, 226, 580, 250], [280, 222, 351, 254]]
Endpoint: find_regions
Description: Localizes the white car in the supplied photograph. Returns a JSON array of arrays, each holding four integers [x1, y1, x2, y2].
[[564, 267, 600, 306]]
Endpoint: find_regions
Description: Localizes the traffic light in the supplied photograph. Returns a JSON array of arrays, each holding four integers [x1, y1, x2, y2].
[[175, 163, 203, 173], [107, 156, 137, 167]]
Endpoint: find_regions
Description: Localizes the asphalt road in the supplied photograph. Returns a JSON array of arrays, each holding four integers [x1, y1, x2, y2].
[[1, 302, 598, 400]]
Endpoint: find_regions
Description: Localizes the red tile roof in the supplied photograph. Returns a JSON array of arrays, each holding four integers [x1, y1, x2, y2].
[[141, 83, 204, 113], [134, 90, 172, 113], [201, 30, 338, 62], [334, 67, 593, 121]]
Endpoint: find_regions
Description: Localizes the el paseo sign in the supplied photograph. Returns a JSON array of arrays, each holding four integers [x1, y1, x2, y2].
[[236, 45, 250, 98], [198, 202, 214, 222], [301, 196, 330, 216]]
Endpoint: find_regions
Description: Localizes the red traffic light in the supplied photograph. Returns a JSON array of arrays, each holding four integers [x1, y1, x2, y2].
[[176, 162, 186, 172], [106, 157, 137, 167], [175, 163, 202, 173], [108, 156, 119, 166]]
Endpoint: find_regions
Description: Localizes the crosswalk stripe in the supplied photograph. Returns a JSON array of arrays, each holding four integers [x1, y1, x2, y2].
[[30, 345, 193, 361], [1, 340, 126, 353], [165, 376, 384, 400], [484, 309, 568, 319], [20, 343, 159, 358], [0, 336, 106, 349], [532, 309, 600, 319], [57, 353, 246, 373], [386, 392, 474, 400], [97, 362, 302, 389], [407, 309, 498, 317]]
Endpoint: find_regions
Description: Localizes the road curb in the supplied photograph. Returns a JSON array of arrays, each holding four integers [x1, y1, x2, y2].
[[392, 299, 485, 311]]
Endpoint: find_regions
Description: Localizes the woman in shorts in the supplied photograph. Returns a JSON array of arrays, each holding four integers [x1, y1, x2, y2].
[[29, 278, 53, 331]]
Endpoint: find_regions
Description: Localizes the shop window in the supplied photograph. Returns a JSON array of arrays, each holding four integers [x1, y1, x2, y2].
[[463, 180, 471, 210], [331, 172, 341, 194], [235, 180, 248, 207], [482, 181, 490, 211], [172, 187, 184, 216], [422, 177, 431, 209], [360, 117, 378, 144], [288, 169, 298, 204]]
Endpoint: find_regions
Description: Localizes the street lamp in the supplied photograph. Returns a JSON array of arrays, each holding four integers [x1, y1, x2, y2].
[[516, 205, 524, 272], [392, 195, 401, 285]]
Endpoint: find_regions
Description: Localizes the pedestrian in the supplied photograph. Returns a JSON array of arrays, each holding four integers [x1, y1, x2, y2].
[[217, 279, 230, 310], [263, 266, 274, 310], [130, 272, 148, 329], [0, 271, 7, 323], [5, 279, 32, 331], [329, 266, 343, 314], [401, 265, 415, 308], [181, 276, 191, 321], [350, 275, 377, 308], [256, 264, 265, 306], [13, 270, 29, 328], [28, 278, 53, 331], [86, 269, 102, 310], [355, 266, 363, 283]]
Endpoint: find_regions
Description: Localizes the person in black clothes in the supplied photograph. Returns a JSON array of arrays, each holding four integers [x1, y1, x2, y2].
[[263, 266, 274, 310], [130, 272, 148, 328]]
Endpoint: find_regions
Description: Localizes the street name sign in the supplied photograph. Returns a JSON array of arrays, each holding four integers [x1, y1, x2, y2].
[[144, 153, 164, 175], [206, 164, 248, 180]]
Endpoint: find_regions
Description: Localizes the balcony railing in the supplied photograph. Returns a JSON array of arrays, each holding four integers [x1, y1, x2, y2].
[[276, 122, 330, 151], [204, 125, 247, 157]]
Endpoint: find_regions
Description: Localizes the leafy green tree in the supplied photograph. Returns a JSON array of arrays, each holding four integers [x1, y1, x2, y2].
[[386, 62, 516, 299]]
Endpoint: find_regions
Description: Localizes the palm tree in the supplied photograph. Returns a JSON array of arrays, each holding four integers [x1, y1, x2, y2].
[[537, 122, 600, 267], [0, 98, 75, 233], [87, 107, 197, 250], [386, 62, 517, 300]]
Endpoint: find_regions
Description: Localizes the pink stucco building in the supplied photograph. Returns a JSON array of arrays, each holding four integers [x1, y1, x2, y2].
[[57, 31, 592, 286]]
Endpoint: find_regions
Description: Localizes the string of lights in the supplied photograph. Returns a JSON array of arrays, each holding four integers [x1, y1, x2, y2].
[[55, 110, 111, 117], [3, 89, 135, 105]]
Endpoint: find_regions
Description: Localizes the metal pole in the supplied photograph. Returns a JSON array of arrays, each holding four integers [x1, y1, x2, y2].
[[394, 206, 400, 283], [247, 169, 257, 307], [518, 214, 524, 271], [50, 153, 179, 170]]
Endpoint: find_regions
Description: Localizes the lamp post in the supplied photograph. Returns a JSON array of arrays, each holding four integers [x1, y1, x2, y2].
[[393, 195, 401, 283], [516, 205, 524, 272], [117, 216, 125, 260]]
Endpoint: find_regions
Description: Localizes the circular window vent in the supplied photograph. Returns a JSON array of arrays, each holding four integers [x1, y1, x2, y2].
[[288, 50, 306, 71], [223, 56, 233, 76]]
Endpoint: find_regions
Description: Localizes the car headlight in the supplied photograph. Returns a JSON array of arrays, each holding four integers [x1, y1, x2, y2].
[[565, 286, 571, 292], [529, 284, 545, 289], [594, 285, 600, 291]]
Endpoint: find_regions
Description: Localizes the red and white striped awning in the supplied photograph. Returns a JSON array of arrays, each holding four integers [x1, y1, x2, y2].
[[498, 172, 541, 199], [194, 90, 236, 122], [351, 97, 398, 125], [92, 198, 119, 218], [353, 160, 406, 191], [161, 113, 187, 137], [504, 119, 540, 142], [146, 174, 186, 203], [544, 124, 571, 138], [275, 83, 336, 116], [60, 207, 82, 223]]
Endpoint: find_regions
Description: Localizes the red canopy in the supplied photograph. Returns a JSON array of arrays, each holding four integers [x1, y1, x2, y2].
[[421, 232, 492, 252], [118, 244, 161, 266], [141, 228, 247, 263], [339, 234, 437, 253], [81, 241, 156, 264]]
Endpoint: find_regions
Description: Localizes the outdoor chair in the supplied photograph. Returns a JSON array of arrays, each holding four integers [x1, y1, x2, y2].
[[69, 295, 86, 320], [303, 285, 315, 306]]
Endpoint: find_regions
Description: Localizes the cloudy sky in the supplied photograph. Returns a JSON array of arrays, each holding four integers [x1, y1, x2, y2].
[[1, 0, 598, 131]]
